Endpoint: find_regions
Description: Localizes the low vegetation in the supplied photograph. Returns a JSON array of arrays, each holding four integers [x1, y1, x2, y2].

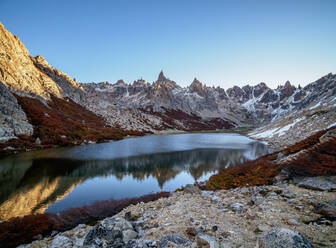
[[0, 192, 170, 248], [141, 107, 234, 131], [206, 127, 336, 190], [0, 95, 144, 154]]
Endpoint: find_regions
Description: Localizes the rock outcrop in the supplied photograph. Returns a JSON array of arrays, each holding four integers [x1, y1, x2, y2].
[[0, 81, 33, 142], [0, 22, 82, 100]]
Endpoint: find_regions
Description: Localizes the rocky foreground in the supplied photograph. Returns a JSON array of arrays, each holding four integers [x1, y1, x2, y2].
[[18, 178, 336, 248]]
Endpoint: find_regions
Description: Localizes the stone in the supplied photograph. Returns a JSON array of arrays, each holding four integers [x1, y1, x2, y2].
[[257, 228, 314, 248], [83, 218, 134, 247], [297, 177, 336, 191], [257, 224, 270, 232], [317, 218, 332, 225], [286, 199, 297, 204], [125, 211, 132, 220], [287, 219, 299, 226], [221, 242, 232, 248], [83, 224, 122, 247], [51, 230, 59, 237], [249, 193, 264, 206], [314, 200, 336, 218], [183, 184, 200, 194], [158, 234, 192, 248], [230, 203, 245, 213], [196, 233, 219, 248], [49, 235, 74, 248], [122, 230, 138, 243], [102, 217, 134, 231], [33, 234, 43, 240], [123, 239, 157, 248], [210, 195, 221, 203], [281, 191, 295, 199], [201, 191, 212, 198], [185, 227, 197, 237]]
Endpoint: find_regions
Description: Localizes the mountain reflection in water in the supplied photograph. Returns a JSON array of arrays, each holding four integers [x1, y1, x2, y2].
[[0, 133, 270, 221]]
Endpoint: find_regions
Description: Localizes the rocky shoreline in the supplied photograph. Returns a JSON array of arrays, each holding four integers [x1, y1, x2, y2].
[[12, 127, 336, 247], [18, 178, 336, 248]]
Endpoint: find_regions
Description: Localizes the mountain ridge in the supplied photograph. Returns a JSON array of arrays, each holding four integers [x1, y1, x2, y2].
[[0, 22, 335, 153]]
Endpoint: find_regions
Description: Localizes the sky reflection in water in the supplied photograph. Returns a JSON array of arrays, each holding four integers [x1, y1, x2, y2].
[[0, 133, 270, 220]]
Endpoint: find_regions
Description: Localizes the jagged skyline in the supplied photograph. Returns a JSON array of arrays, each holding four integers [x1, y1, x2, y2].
[[2, 0, 336, 87]]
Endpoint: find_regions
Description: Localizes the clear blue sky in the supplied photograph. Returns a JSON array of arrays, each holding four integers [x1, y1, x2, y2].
[[1, 0, 336, 88]]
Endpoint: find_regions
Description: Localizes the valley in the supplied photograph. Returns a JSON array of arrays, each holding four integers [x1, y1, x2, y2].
[[0, 17, 335, 248]]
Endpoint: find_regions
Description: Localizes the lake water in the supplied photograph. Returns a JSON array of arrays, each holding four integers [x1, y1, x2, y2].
[[0, 133, 270, 221]]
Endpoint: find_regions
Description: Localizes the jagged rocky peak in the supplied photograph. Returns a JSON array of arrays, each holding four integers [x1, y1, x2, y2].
[[190, 77, 204, 88], [115, 79, 127, 86], [279, 80, 296, 99], [154, 71, 179, 90], [215, 86, 228, 100], [157, 70, 167, 82], [284, 80, 291, 87], [0, 22, 62, 99], [253, 82, 270, 98], [189, 78, 208, 96], [226, 86, 244, 100], [0, 22, 85, 102], [242, 85, 252, 95], [133, 79, 147, 87], [34, 55, 50, 67], [312, 72, 335, 88]]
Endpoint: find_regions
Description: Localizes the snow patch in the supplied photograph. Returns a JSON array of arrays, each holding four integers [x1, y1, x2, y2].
[[327, 122, 336, 129], [253, 117, 305, 138], [275, 117, 305, 136], [309, 101, 321, 110]]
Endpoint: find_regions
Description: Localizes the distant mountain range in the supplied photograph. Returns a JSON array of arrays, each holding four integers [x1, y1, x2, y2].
[[0, 22, 335, 152]]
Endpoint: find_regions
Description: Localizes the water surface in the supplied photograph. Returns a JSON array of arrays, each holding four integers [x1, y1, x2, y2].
[[0, 133, 270, 221]]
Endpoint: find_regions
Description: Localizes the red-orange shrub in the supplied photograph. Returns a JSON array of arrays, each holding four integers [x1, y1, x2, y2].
[[0, 192, 170, 248]]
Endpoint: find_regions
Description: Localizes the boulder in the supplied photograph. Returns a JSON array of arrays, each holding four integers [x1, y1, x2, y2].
[[122, 230, 138, 243], [230, 203, 245, 213], [296, 177, 336, 191], [158, 234, 192, 248], [123, 239, 157, 248], [257, 224, 270, 232], [83, 217, 136, 248], [287, 219, 300, 226], [249, 193, 264, 206], [257, 228, 314, 248], [183, 184, 200, 194], [196, 233, 219, 248], [314, 200, 336, 219]]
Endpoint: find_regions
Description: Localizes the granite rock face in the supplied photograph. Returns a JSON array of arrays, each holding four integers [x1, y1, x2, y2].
[[0, 22, 83, 101], [0, 81, 33, 142]]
